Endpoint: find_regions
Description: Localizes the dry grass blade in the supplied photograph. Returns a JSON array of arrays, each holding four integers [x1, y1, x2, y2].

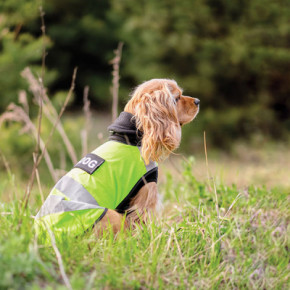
[[58, 147, 67, 176], [81, 85, 90, 156], [33, 153, 45, 204], [39, 5, 46, 81], [0, 151, 13, 201], [172, 230, 188, 275], [85, 269, 97, 290], [42, 221, 72, 290], [0, 150, 11, 176], [188, 233, 227, 267], [18, 90, 29, 115], [142, 232, 163, 256], [165, 227, 174, 253], [223, 192, 242, 219], [204, 131, 221, 241], [35, 5, 48, 160], [22, 68, 78, 211], [110, 42, 123, 122], [0, 103, 57, 182]]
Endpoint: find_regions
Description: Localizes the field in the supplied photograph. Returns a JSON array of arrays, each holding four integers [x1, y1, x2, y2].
[[1, 0, 290, 287], [0, 143, 289, 289]]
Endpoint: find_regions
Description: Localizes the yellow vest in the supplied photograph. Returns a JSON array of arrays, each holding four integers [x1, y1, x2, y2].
[[35, 140, 158, 242]]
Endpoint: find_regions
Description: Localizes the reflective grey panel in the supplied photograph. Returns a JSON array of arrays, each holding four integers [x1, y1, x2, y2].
[[36, 194, 104, 218], [54, 175, 98, 205], [35, 175, 102, 218]]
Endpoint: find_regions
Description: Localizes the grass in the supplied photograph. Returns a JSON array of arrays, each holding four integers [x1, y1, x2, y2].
[[0, 157, 289, 289]]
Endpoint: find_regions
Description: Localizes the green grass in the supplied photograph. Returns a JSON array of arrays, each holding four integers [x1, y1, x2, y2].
[[0, 158, 289, 289]]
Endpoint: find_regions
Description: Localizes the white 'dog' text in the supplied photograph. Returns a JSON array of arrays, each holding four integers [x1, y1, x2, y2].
[[79, 157, 98, 169]]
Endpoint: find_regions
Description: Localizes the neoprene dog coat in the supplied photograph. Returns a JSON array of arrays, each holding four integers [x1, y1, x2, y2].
[[35, 112, 158, 241]]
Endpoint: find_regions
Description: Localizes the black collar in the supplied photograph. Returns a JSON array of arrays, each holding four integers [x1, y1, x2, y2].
[[107, 112, 142, 146]]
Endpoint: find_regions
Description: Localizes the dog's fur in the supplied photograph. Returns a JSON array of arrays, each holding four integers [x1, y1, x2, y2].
[[94, 79, 199, 235]]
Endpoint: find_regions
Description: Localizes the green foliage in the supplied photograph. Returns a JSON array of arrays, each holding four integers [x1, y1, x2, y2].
[[0, 1, 57, 111], [0, 123, 34, 177], [43, 0, 117, 106], [0, 158, 289, 288], [0, 200, 54, 288]]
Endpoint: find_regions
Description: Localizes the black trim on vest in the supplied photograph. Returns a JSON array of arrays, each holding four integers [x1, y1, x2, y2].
[[95, 207, 108, 223], [83, 208, 108, 234], [115, 167, 158, 214], [91, 208, 108, 230]]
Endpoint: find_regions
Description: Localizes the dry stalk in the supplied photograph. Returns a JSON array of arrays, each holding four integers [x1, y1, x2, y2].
[[110, 42, 123, 122], [58, 146, 67, 175], [22, 67, 78, 164], [42, 221, 72, 290], [188, 233, 227, 267], [18, 90, 29, 115], [33, 153, 45, 204], [22, 68, 78, 211], [33, 5, 47, 168], [172, 230, 188, 275], [0, 103, 57, 182], [39, 5, 46, 81], [223, 192, 242, 219], [85, 269, 97, 290], [142, 232, 163, 256], [13, 23, 23, 41], [165, 227, 174, 253], [0, 150, 12, 178], [204, 131, 221, 242], [81, 85, 91, 156]]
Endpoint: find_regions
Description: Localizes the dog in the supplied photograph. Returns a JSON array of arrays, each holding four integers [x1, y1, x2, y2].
[[35, 79, 199, 240]]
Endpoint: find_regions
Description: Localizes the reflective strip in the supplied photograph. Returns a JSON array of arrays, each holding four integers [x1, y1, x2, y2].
[[55, 175, 98, 206], [36, 195, 104, 219], [137, 146, 158, 172], [36, 175, 102, 219]]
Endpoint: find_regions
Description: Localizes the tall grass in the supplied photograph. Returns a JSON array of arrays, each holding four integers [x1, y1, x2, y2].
[[0, 64, 289, 289], [0, 159, 289, 289]]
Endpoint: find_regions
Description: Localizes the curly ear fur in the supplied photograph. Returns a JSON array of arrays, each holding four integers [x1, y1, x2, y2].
[[125, 79, 181, 164]]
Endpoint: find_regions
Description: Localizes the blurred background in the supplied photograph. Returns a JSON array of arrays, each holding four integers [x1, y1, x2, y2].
[[0, 0, 289, 189]]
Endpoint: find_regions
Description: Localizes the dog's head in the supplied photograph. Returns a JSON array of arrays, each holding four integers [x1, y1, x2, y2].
[[125, 79, 199, 164]]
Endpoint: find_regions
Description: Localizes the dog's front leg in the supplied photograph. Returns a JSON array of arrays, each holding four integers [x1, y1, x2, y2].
[[126, 182, 159, 227], [93, 209, 127, 236], [94, 182, 159, 236]]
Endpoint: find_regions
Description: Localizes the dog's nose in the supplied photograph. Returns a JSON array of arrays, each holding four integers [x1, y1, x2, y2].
[[194, 98, 200, 106]]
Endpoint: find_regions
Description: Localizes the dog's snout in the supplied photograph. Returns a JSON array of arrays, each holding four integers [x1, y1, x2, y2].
[[194, 98, 200, 106]]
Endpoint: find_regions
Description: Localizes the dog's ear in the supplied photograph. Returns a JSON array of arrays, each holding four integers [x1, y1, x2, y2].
[[130, 83, 181, 164]]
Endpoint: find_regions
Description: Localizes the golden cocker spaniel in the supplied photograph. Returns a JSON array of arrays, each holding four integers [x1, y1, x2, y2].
[[95, 78, 200, 234], [35, 78, 199, 240]]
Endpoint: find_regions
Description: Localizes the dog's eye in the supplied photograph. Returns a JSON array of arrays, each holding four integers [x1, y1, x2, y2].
[[175, 96, 181, 102]]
